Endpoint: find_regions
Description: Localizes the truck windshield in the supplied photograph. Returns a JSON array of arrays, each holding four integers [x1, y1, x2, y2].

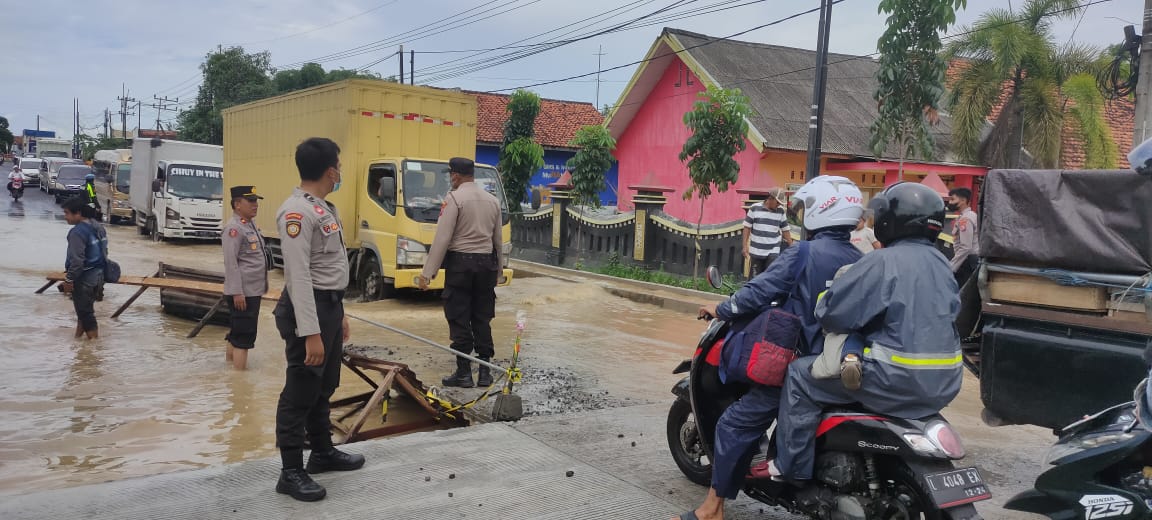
[[41, 151, 68, 158], [166, 164, 223, 200], [400, 160, 509, 223], [116, 164, 131, 193]]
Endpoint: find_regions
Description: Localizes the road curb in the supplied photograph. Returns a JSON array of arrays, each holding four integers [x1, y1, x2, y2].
[[509, 259, 725, 314]]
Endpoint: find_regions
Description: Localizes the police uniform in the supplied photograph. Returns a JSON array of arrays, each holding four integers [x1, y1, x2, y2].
[[422, 158, 503, 387], [273, 187, 349, 466], [949, 207, 979, 287], [223, 185, 269, 350], [84, 179, 102, 219]]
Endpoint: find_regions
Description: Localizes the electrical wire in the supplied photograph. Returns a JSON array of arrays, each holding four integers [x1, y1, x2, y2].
[[226, 0, 403, 46]]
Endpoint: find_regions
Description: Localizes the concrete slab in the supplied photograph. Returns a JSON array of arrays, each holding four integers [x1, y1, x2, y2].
[[1, 422, 681, 520]]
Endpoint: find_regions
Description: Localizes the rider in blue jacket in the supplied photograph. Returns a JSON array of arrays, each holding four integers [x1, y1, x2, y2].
[[677, 176, 864, 520]]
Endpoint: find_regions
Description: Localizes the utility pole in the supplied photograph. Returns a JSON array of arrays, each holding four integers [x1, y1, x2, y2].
[[594, 45, 607, 108], [137, 100, 142, 136], [74, 98, 80, 158], [410, 49, 415, 85], [148, 96, 179, 132], [117, 83, 137, 139], [104, 108, 110, 138], [1134, 0, 1152, 146], [399, 44, 405, 84], [804, 0, 834, 181]]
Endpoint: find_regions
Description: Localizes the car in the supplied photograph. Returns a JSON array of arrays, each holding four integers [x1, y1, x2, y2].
[[16, 157, 45, 187], [42, 157, 83, 193], [53, 164, 92, 203]]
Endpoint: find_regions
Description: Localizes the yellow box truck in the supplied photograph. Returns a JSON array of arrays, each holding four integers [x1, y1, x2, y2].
[[222, 79, 512, 299]]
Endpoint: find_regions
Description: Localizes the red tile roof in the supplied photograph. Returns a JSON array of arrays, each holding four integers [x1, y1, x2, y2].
[[946, 59, 1133, 169], [470, 91, 604, 148]]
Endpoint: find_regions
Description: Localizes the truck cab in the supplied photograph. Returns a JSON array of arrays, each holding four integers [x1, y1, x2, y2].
[[352, 158, 512, 298], [142, 160, 224, 240]]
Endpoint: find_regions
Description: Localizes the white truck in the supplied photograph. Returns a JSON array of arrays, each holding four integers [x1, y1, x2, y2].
[[34, 138, 73, 158], [130, 139, 225, 241]]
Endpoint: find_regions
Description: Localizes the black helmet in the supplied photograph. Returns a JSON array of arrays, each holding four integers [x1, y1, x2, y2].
[[868, 182, 945, 246]]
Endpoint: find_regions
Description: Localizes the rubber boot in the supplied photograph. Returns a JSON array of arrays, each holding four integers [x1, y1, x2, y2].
[[442, 358, 475, 388], [477, 358, 493, 387]]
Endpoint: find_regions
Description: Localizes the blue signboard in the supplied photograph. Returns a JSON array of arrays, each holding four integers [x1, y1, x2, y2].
[[22, 130, 56, 138], [475, 145, 619, 207]]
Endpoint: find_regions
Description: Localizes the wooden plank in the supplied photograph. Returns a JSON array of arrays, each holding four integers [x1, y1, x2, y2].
[[35, 280, 58, 294], [187, 298, 226, 338], [344, 369, 396, 443], [393, 371, 440, 416], [349, 419, 443, 441], [983, 302, 1152, 337], [987, 272, 1108, 311], [45, 272, 281, 300]]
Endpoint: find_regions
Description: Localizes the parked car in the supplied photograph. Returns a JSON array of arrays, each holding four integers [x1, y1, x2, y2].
[[16, 157, 45, 187], [42, 157, 83, 193], [53, 164, 93, 203]]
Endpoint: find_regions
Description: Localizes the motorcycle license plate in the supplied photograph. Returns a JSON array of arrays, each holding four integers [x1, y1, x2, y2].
[[923, 467, 991, 508]]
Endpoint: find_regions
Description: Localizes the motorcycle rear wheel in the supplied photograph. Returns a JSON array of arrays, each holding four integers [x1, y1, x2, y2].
[[876, 459, 947, 520], [667, 398, 712, 487]]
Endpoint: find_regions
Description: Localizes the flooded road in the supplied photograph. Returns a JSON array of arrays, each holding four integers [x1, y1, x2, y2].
[[0, 166, 1054, 519], [0, 175, 704, 494]]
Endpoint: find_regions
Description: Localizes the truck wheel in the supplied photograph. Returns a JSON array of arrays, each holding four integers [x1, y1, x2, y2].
[[147, 217, 163, 242], [360, 256, 384, 301]]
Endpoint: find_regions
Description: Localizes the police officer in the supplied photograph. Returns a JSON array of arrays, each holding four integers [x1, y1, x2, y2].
[[418, 157, 504, 388], [272, 138, 362, 502], [84, 173, 102, 221], [222, 185, 268, 371]]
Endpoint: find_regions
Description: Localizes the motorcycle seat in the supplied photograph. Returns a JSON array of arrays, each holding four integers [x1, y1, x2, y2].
[[824, 403, 871, 415]]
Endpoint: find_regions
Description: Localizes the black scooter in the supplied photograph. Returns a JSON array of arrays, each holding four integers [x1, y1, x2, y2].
[[8, 181, 23, 201], [666, 269, 990, 519], [1006, 396, 1152, 519]]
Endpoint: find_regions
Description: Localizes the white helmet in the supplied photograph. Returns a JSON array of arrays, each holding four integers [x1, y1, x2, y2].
[[791, 175, 865, 231]]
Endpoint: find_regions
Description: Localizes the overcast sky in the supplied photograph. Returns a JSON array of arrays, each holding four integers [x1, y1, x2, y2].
[[6, 0, 1141, 139]]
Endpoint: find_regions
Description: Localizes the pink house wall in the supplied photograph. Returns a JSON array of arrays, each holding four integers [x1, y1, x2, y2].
[[615, 56, 766, 224]]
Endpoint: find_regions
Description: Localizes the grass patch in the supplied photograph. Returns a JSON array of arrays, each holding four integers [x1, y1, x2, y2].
[[582, 253, 739, 294]]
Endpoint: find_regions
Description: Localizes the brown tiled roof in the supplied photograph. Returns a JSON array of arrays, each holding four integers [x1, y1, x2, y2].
[[946, 59, 1133, 168], [470, 91, 604, 148]]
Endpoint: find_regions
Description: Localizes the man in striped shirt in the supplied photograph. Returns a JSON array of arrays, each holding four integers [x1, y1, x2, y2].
[[743, 187, 793, 277]]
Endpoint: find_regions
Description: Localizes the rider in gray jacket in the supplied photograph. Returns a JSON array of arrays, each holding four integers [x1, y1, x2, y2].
[[771, 182, 963, 481]]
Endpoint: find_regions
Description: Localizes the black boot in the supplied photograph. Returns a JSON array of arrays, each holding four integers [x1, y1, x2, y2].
[[306, 447, 366, 473], [276, 468, 327, 502], [477, 359, 493, 387], [442, 359, 475, 388]]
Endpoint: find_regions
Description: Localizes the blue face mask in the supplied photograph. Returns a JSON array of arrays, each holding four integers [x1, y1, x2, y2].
[[332, 181, 342, 192]]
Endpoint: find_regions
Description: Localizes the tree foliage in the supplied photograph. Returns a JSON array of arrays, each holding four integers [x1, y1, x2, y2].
[[871, 0, 965, 165], [177, 48, 382, 145], [566, 125, 616, 209], [945, 0, 1116, 168], [0, 116, 12, 153], [75, 135, 131, 161], [678, 85, 752, 285], [679, 86, 751, 202], [498, 90, 544, 208]]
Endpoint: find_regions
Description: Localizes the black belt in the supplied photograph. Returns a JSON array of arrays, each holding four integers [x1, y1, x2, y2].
[[446, 251, 494, 259]]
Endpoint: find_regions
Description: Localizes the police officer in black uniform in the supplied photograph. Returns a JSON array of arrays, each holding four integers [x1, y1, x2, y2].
[[272, 137, 363, 502]]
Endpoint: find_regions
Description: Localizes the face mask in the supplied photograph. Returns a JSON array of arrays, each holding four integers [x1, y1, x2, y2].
[[331, 168, 342, 192], [946, 203, 959, 211]]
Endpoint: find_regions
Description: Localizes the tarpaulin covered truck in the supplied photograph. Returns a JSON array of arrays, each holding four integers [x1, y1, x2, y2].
[[221, 79, 513, 299], [967, 168, 1152, 430]]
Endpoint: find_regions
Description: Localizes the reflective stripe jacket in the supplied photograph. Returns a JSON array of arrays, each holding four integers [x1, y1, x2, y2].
[[815, 237, 962, 413], [716, 229, 862, 355]]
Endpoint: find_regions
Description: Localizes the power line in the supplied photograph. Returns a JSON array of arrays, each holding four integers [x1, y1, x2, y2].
[[226, 0, 403, 46]]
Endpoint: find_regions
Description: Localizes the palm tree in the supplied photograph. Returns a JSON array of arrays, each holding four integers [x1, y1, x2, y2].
[[945, 0, 1117, 169]]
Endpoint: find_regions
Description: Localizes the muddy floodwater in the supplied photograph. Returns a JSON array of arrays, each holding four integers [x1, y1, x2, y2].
[[0, 178, 706, 495]]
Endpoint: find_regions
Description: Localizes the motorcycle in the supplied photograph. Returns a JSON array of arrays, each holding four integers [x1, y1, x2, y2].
[[8, 175, 23, 201], [1005, 395, 1152, 519], [666, 267, 990, 520]]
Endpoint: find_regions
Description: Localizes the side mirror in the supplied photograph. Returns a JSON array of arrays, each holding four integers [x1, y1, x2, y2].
[[151, 179, 162, 193], [705, 265, 723, 290], [379, 177, 396, 202]]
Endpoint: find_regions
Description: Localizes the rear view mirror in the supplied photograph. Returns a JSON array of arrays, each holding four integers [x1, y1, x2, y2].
[[705, 266, 723, 290]]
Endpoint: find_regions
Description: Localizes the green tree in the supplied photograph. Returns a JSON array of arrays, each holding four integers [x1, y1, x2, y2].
[[565, 125, 617, 256], [178, 46, 274, 145], [945, 0, 1115, 168], [76, 135, 130, 161], [498, 90, 544, 209], [0, 116, 12, 153], [679, 85, 752, 284], [871, 0, 966, 171]]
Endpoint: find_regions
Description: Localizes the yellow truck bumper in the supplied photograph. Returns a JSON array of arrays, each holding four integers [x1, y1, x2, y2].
[[391, 268, 515, 289]]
